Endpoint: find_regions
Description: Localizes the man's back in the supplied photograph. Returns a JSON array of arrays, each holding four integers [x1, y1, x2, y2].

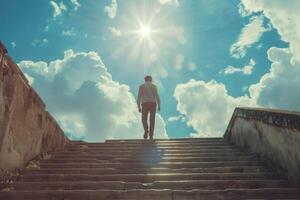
[[138, 82, 160, 104]]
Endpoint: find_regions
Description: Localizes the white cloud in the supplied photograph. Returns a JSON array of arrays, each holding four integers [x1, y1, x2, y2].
[[11, 42, 16, 49], [62, 28, 76, 36], [238, 2, 252, 17], [224, 59, 255, 75], [109, 27, 122, 37], [174, 79, 254, 137], [50, 1, 67, 19], [249, 47, 300, 110], [240, 1, 300, 110], [70, 0, 81, 10], [174, 54, 184, 71], [18, 49, 168, 141], [230, 15, 270, 59], [167, 115, 185, 123], [19, 61, 49, 75], [104, 0, 118, 19], [224, 66, 243, 75], [241, 0, 300, 62], [59, 2, 67, 11], [159, 0, 179, 7], [31, 38, 49, 47], [50, 1, 61, 18]]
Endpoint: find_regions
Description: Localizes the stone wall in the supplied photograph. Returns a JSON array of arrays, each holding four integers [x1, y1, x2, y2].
[[224, 107, 300, 180], [0, 41, 69, 171]]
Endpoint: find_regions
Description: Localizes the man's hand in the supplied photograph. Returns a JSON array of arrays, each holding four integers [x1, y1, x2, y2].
[[138, 107, 141, 113]]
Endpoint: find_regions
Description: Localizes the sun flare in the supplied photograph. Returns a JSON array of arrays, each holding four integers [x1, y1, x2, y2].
[[139, 25, 152, 39], [112, 3, 174, 66]]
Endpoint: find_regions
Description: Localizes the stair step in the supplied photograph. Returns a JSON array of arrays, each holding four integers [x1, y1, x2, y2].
[[39, 161, 265, 168], [68, 142, 231, 148], [7, 180, 298, 191], [59, 149, 243, 155], [41, 156, 258, 164], [105, 138, 224, 142], [52, 152, 250, 159], [173, 188, 300, 200], [64, 146, 238, 151], [1, 188, 299, 200], [13, 173, 278, 182], [23, 166, 268, 175]]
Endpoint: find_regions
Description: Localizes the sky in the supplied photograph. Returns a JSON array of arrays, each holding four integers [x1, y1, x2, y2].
[[1, 0, 299, 141]]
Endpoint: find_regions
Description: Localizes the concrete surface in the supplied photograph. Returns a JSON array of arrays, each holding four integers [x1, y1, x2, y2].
[[224, 107, 300, 180], [0, 41, 69, 172]]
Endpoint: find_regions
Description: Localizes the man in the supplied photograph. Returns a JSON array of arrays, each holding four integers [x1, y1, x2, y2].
[[137, 75, 161, 140]]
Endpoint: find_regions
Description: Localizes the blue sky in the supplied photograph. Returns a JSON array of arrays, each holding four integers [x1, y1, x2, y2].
[[1, 0, 299, 141]]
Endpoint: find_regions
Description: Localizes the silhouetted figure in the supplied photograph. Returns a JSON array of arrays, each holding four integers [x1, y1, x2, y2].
[[137, 75, 161, 140]]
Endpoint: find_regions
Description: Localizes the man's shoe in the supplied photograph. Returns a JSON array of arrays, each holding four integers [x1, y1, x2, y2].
[[144, 132, 148, 139], [149, 136, 153, 140]]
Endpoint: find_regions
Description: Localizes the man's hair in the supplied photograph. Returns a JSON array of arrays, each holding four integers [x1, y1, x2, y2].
[[144, 75, 152, 82]]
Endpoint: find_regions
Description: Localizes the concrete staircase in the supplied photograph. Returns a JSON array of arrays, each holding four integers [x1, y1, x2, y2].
[[1, 138, 300, 199]]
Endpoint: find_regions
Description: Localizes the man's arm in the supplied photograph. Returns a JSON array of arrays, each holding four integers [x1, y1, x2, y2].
[[155, 86, 161, 111], [137, 86, 142, 112]]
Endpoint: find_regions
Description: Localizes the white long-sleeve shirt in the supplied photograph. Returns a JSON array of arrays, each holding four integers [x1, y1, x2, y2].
[[137, 81, 160, 107]]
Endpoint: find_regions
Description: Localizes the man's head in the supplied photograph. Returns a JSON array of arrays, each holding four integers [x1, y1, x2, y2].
[[144, 75, 152, 82]]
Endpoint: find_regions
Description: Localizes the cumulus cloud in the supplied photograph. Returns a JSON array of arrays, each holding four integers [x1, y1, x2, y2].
[[174, 47, 299, 137], [18, 49, 168, 141], [249, 47, 300, 110], [224, 59, 255, 75], [50, 1, 67, 19], [230, 15, 270, 58], [240, 1, 300, 110], [159, 0, 179, 7], [241, 0, 300, 62], [104, 0, 118, 19], [109, 27, 122, 37], [174, 79, 254, 137]]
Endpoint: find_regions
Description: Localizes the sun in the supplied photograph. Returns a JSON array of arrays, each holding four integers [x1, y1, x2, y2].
[[138, 25, 152, 39]]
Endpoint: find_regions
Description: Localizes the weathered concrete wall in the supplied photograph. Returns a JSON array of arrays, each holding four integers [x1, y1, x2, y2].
[[224, 107, 300, 180], [0, 41, 69, 171], [0, 42, 6, 151]]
